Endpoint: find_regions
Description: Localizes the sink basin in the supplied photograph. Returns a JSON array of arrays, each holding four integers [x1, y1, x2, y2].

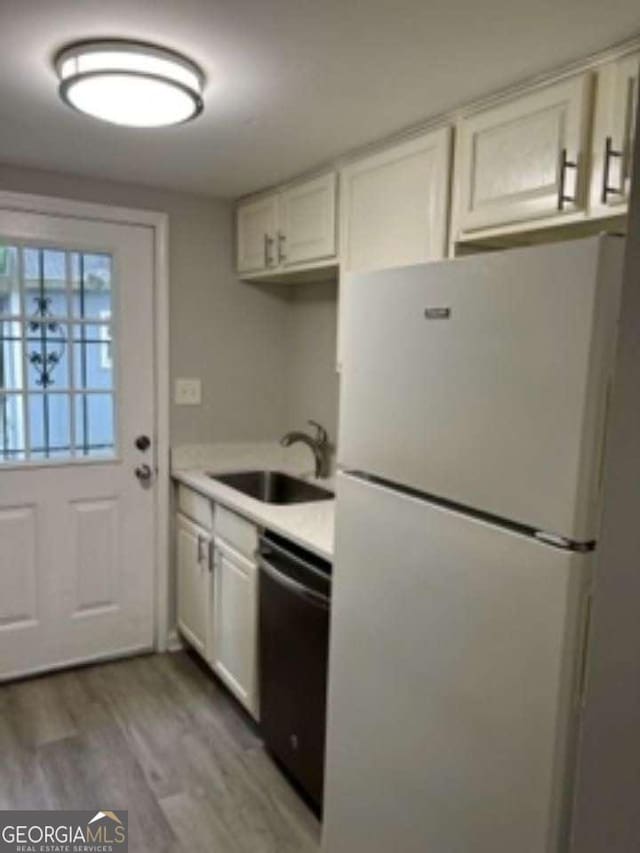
[[207, 470, 333, 504]]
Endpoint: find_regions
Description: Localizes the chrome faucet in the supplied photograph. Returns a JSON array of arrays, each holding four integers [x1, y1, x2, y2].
[[280, 420, 330, 479]]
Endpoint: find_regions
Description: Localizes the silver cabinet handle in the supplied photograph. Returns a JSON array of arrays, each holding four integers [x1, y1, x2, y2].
[[277, 231, 286, 263], [558, 148, 579, 210], [197, 534, 212, 567], [601, 136, 624, 204], [264, 233, 275, 267]]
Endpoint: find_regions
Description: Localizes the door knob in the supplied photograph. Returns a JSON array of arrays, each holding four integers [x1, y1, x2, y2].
[[135, 434, 151, 451], [135, 464, 153, 484]]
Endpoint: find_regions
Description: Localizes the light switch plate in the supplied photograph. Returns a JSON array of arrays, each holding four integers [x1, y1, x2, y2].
[[175, 378, 202, 406]]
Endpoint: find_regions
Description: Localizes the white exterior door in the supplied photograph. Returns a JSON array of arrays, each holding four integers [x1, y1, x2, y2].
[[324, 473, 592, 853], [338, 237, 624, 542], [279, 172, 337, 268], [455, 73, 592, 234], [0, 207, 156, 680]]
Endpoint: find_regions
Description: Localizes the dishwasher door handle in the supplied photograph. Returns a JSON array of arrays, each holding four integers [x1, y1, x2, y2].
[[259, 557, 330, 609]]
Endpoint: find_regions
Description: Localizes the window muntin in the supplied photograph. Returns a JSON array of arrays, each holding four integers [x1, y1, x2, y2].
[[0, 242, 115, 463]]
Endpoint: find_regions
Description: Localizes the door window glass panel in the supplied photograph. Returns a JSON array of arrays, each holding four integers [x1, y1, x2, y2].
[[23, 247, 69, 318], [73, 322, 113, 390], [26, 321, 70, 390], [74, 394, 115, 457], [0, 247, 20, 316], [0, 393, 25, 460], [0, 241, 116, 464], [28, 393, 71, 459], [71, 252, 112, 319], [0, 320, 23, 391]]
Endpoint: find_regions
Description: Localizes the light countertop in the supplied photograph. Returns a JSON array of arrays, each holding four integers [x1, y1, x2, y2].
[[173, 466, 335, 561]]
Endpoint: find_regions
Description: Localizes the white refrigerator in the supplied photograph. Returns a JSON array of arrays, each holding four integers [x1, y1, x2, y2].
[[323, 236, 625, 853]]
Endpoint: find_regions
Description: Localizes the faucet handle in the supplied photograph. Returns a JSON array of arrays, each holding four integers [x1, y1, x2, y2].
[[308, 420, 328, 445]]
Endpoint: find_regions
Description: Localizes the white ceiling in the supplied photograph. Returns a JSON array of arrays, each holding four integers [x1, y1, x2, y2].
[[1, 0, 639, 199]]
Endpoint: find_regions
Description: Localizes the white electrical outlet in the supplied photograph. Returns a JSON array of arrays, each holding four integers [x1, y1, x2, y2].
[[175, 378, 202, 406]]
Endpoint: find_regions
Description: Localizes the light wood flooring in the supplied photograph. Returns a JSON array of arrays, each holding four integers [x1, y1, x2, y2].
[[0, 651, 321, 852]]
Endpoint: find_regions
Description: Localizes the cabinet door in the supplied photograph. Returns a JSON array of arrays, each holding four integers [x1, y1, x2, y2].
[[340, 127, 451, 274], [279, 172, 337, 267], [176, 513, 212, 659], [590, 52, 639, 214], [213, 540, 258, 717], [455, 73, 592, 234], [236, 195, 278, 273]]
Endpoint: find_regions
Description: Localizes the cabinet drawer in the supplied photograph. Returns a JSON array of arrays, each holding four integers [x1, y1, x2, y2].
[[177, 484, 213, 531], [214, 504, 259, 559]]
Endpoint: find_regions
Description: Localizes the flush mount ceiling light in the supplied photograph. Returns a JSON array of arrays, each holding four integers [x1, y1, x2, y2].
[[55, 40, 204, 128]]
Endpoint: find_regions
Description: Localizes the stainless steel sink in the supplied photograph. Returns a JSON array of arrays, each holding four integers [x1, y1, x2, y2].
[[207, 470, 333, 504]]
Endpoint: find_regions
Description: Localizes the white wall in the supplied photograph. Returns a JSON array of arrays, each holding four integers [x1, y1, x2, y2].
[[0, 163, 339, 449], [283, 279, 339, 448]]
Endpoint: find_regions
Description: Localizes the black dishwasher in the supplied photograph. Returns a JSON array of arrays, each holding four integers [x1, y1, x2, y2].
[[258, 531, 331, 810]]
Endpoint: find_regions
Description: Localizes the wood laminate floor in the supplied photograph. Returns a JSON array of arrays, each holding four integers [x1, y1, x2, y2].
[[0, 651, 321, 852]]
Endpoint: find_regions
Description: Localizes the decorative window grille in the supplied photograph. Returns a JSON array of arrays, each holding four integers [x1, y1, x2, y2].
[[0, 243, 115, 462]]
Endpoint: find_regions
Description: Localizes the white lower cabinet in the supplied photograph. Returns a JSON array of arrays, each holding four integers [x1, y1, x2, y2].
[[212, 537, 259, 718], [176, 512, 213, 661], [176, 489, 261, 720]]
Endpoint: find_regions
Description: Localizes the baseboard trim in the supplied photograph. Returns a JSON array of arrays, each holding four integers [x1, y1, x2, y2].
[[166, 628, 184, 652], [0, 644, 154, 684]]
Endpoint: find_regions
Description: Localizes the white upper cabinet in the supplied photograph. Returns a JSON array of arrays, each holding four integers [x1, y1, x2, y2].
[[590, 51, 639, 216], [236, 171, 338, 278], [236, 194, 278, 274], [340, 127, 452, 274], [454, 74, 593, 235], [278, 172, 337, 267]]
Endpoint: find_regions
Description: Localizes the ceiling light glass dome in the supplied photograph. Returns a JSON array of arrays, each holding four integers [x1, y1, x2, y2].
[[55, 40, 204, 128]]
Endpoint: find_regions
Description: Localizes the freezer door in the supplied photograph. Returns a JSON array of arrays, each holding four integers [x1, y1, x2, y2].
[[323, 474, 592, 853], [338, 236, 624, 541]]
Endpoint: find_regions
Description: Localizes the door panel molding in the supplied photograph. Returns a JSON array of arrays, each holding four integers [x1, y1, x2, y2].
[[70, 497, 120, 616], [0, 504, 38, 629]]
